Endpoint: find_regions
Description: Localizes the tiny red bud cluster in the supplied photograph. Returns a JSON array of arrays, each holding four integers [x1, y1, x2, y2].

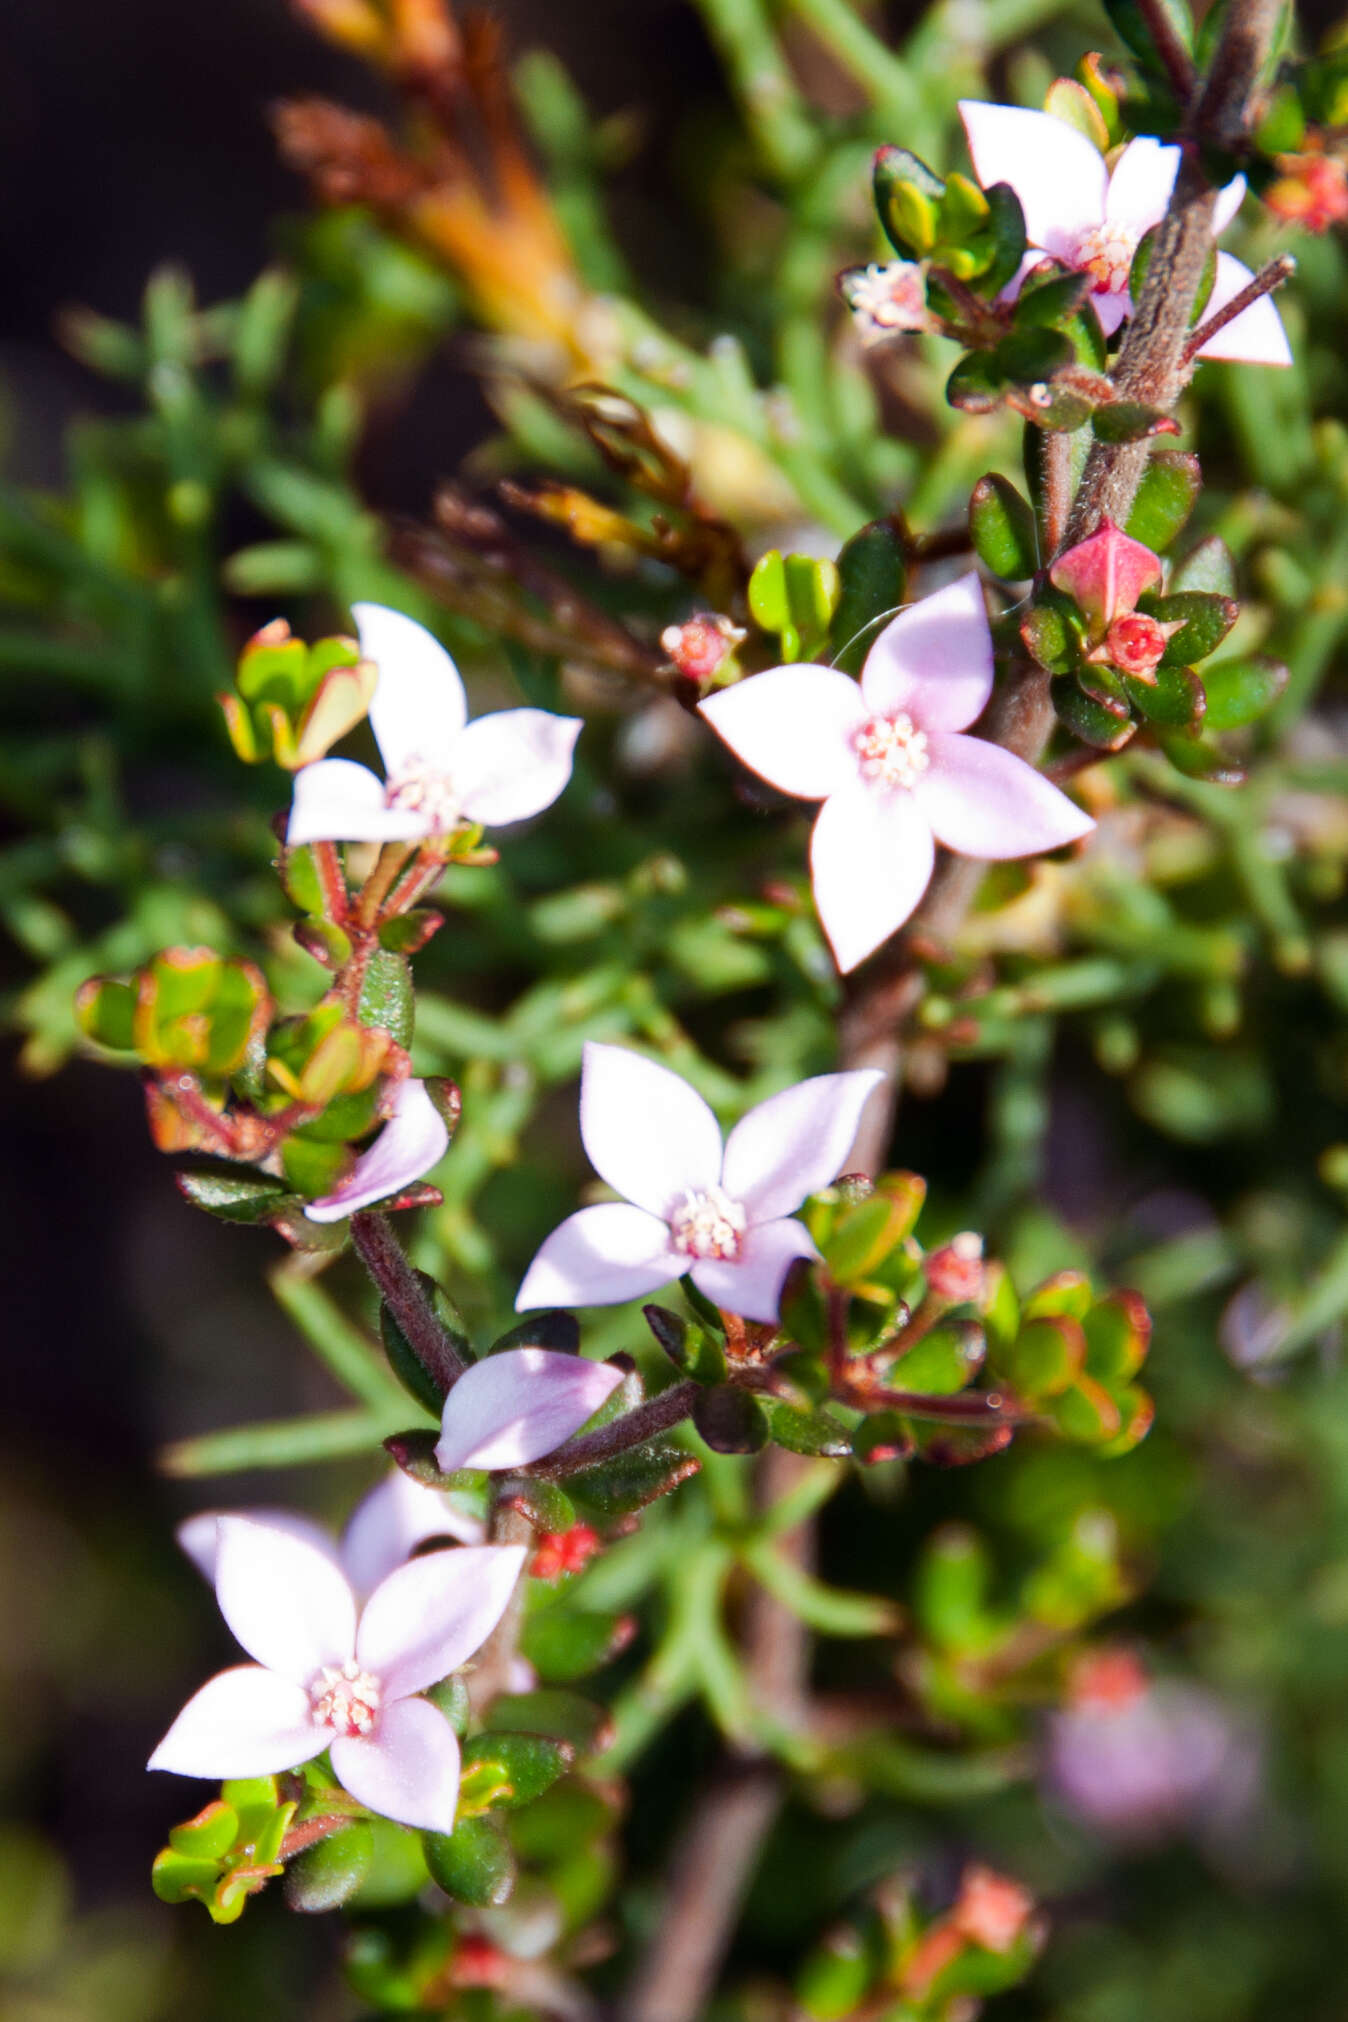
[[660, 614, 745, 687], [451, 1935, 510, 1989], [1104, 612, 1170, 679], [952, 1864, 1035, 1953], [531, 1523, 601, 1580], [1069, 1646, 1149, 1713], [1266, 154, 1348, 235], [925, 1230, 984, 1302]]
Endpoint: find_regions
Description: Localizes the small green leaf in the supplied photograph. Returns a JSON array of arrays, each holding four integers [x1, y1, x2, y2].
[[495, 1475, 577, 1533], [996, 1315, 1086, 1399], [1091, 401, 1180, 443], [830, 519, 907, 674], [1201, 655, 1288, 729], [461, 1731, 575, 1805], [284, 1823, 373, 1913], [1053, 676, 1134, 750], [1168, 533, 1237, 596], [424, 1814, 516, 1907], [357, 949, 414, 1049], [1140, 590, 1239, 666], [1083, 1290, 1151, 1383], [176, 1169, 295, 1225], [1021, 601, 1082, 676], [969, 474, 1039, 579], [484, 1690, 611, 1754], [1124, 450, 1201, 552], [1122, 659, 1206, 730], [692, 1384, 769, 1453], [168, 1802, 240, 1862], [763, 1399, 853, 1457], [567, 1441, 699, 1514]]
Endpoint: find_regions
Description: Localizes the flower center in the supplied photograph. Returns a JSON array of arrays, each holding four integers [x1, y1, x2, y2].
[[310, 1658, 382, 1738], [1070, 221, 1139, 297], [668, 1185, 747, 1262], [844, 261, 928, 343], [855, 712, 930, 791], [385, 759, 459, 832]]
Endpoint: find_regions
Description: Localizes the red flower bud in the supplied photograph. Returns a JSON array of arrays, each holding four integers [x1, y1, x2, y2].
[[1069, 1646, 1149, 1713], [1267, 154, 1348, 235], [925, 1231, 985, 1303], [452, 1936, 510, 1989], [1104, 611, 1171, 679], [531, 1523, 601, 1580], [952, 1864, 1035, 1953], [660, 614, 746, 687]]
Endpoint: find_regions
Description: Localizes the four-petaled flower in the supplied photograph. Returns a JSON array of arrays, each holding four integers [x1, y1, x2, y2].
[[305, 1077, 450, 1222], [515, 1042, 884, 1323], [698, 575, 1094, 973], [178, 1468, 486, 1602], [287, 604, 582, 848], [959, 102, 1292, 366], [149, 1518, 525, 1833]]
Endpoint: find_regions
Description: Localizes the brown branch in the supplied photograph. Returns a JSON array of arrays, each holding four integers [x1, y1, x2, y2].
[[625, 1447, 813, 2022], [349, 1210, 468, 1390], [1134, 0, 1198, 103], [1181, 251, 1296, 364], [528, 1380, 700, 1478]]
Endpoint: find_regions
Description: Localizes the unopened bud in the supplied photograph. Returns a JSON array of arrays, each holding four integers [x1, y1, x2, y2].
[[840, 259, 929, 344], [952, 1865, 1035, 1953], [532, 1523, 601, 1580], [660, 614, 746, 687], [1103, 611, 1175, 680], [1069, 1646, 1149, 1713], [925, 1230, 984, 1303], [1266, 153, 1348, 234], [452, 1935, 510, 1989]]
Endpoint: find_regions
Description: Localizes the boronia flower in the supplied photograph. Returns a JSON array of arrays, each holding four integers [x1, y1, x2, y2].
[[305, 1077, 449, 1222], [515, 1042, 884, 1323], [178, 1469, 486, 1600], [958, 102, 1292, 366], [698, 575, 1094, 973], [287, 603, 582, 847], [150, 1517, 524, 1833], [435, 1347, 626, 1474]]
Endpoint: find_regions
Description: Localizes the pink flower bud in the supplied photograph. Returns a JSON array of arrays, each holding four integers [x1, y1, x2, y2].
[[1049, 520, 1163, 639], [925, 1231, 984, 1303], [452, 1936, 510, 1989], [952, 1865, 1035, 1953], [1103, 611, 1172, 679], [660, 614, 746, 687]]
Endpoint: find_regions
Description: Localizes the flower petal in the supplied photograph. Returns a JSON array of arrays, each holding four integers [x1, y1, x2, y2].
[[1195, 251, 1292, 366], [356, 1543, 526, 1699], [305, 1079, 450, 1224], [178, 1508, 340, 1585], [915, 734, 1095, 859], [148, 1665, 320, 1779], [698, 665, 867, 801], [354, 603, 467, 777], [1094, 290, 1131, 336], [1103, 137, 1179, 234], [454, 709, 582, 826], [721, 1071, 887, 1222], [860, 575, 994, 732], [434, 1348, 625, 1473], [959, 101, 1108, 254], [515, 1203, 681, 1311], [579, 1042, 723, 1216], [288, 758, 428, 847], [809, 784, 935, 974], [340, 1474, 484, 1597], [330, 1696, 461, 1834], [214, 1517, 357, 1683], [1212, 174, 1248, 237], [690, 1217, 818, 1324]]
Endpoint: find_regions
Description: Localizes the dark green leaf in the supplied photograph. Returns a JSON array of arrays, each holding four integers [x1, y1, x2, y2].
[[460, 1731, 574, 1806], [1169, 534, 1238, 596], [520, 1606, 633, 1681], [1201, 655, 1289, 729], [946, 348, 1005, 414], [1021, 600, 1082, 676], [975, 183, 1028, 297], [692, 1384, 770, 1453], [1140, 590, 1239, 665], [176, 1169, 294, 1225], [763, 1399, 853, 1457], [1091, 401, 1181, 443], [567, 1441, 699, 1513], [969, 474, 1039, 579], [490, 1311, 580, 1357], [284, 1823, 373, 1913], [423, 1815, 516, 1907], [1122, 660, 1206, 729], [1123, 450, 1201, 552], [1158, 730, 1245, 784], [830, 519, 907, 674], [356, 949, 414, 1049], [1014, 269, 1095, 329], [1104, 0, 1193, 76], [494, 1475, 576, 1533]]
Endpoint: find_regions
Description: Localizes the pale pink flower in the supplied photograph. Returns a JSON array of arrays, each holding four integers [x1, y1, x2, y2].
[[515, 1042, 883, 1323], [288, 604, 582, 846], [305, 1078, 449, 1223], [435, 1347, 626, 1473], [959, 102, 1291, 365], [150, 1517, 523, 1832], [178, 1472, 486, 1599], [698, 575, 1093, 972]]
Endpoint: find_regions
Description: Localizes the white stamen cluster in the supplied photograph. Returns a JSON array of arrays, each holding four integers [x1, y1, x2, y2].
[[855, 712, 930, 791], [1071, 221, 1138, 297], [385, 760, 460, 833], [311, 1658, 382, 1738], [668, 1185, 748, 1262], [844, 261, 928, 345]]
